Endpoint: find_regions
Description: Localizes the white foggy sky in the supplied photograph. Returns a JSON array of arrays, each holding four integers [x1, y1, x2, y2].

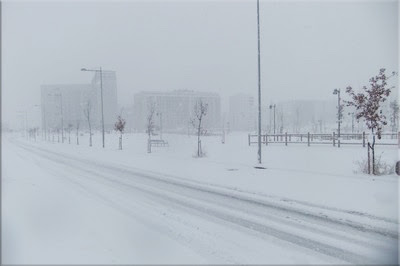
[[2, 0, 398, 126]]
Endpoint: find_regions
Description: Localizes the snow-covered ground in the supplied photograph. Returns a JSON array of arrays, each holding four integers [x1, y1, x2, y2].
[[2, 131, 399, 264]]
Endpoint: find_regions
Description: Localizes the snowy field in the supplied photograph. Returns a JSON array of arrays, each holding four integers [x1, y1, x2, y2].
[[2, 131, 399, 264]]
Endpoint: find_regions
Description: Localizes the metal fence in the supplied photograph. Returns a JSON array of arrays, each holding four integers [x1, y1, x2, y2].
[[248, 132, 400, 147]]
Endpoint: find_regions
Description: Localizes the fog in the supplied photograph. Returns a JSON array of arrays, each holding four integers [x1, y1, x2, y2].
[[2, 2, 400, 264], [2, 0, 398, 128]]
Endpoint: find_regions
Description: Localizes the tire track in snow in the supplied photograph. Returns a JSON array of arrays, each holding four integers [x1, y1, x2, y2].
[[13, 140, 399, 264]]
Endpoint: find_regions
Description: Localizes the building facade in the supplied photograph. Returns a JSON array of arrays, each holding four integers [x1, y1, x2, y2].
[[91, 70, 118, 130], [41, 70, 118, 132], [133, 90, 221, 133], [228, 93, 256, 131], [41, 84, 91, 132]]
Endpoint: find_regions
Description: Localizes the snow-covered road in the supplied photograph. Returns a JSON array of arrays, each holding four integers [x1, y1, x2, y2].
[[3, 136, 398, 264]]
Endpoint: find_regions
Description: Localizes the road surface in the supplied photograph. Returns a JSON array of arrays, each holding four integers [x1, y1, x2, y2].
[[3, 137, 399, 264]]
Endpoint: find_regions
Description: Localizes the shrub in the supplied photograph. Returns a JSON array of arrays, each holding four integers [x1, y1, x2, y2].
[[354, 153, 394, 176]]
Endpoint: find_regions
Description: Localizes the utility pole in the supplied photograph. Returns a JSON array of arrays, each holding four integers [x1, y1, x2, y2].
[[333, 89, 342, 138], [333, 88, 341, 145], [256, 0, 262, 164], [273, 104, 276, 135], [81, 67, 106, 148], [60, 93, 64, 143], [100, 67, 105, 148]]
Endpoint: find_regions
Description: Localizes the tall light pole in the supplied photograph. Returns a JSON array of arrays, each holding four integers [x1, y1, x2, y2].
[[256, 0, 262, 164], [81, 67, 105, 148], [333, 88, 341, 143]]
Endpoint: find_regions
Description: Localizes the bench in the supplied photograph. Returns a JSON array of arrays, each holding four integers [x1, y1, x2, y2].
[[150, 139, 169, 147]]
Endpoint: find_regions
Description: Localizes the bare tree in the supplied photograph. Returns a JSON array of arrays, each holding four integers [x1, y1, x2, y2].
[[389, 100, 399, 133], [67, 123, 73, 144], [76, 120, 80, 145], [146, 101, 156, 153], [83, 101, 93, 147], [191, 99, 208, 157], [345, 68, 397, 175], [114, 115, 126, 150]]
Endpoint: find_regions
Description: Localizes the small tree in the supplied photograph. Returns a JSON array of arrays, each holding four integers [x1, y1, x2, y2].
[[146, 102, 156, 153], [191, 99, 208, 157], [389, 100, 399, 133], [75, 120, 80, 145], [345, 68, 397, 175], [83, 101, 92, 147], [67, 123, 73, 144], [114, 115, 126, 150]]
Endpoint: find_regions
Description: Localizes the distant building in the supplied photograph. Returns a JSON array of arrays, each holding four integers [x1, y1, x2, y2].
[[41, 70, 118, 132], [41, 84, 91, 131], [228, 93, 256, 131], [91, 71, 118, 130], [133, 90, 221, 133]]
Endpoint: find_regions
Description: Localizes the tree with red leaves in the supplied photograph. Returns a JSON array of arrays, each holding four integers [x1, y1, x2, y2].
[[114, 115, 126, 150], [345, 68, 397, 174]]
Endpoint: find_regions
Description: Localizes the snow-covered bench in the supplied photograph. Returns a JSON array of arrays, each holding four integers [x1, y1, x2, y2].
[[150, 139, 169, 147]]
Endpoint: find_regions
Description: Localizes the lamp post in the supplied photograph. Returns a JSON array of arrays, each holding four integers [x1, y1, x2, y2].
[[81, 67, 105, 148], [333, 88, 341, 146], [256, 0, 262, 164]]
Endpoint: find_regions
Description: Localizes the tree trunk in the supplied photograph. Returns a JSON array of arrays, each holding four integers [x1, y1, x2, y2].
[[148, 130, 151, 153], [89, 128, 92, 147], [76, 129, 79, 145], [372, 135, 376, 175], [119, 132, 122, 150], [147, 138, 151, 153], [367, 142, 371, 174], [197, 119, 201, 157]]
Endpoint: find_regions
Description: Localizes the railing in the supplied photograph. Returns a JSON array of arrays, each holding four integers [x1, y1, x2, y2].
[[248, 132, 400, 147]]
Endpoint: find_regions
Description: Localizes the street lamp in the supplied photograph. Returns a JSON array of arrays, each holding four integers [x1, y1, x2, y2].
[[333, 88, 341, 146], [81, 67, 105, 148], [256, 0, 262, 165]]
